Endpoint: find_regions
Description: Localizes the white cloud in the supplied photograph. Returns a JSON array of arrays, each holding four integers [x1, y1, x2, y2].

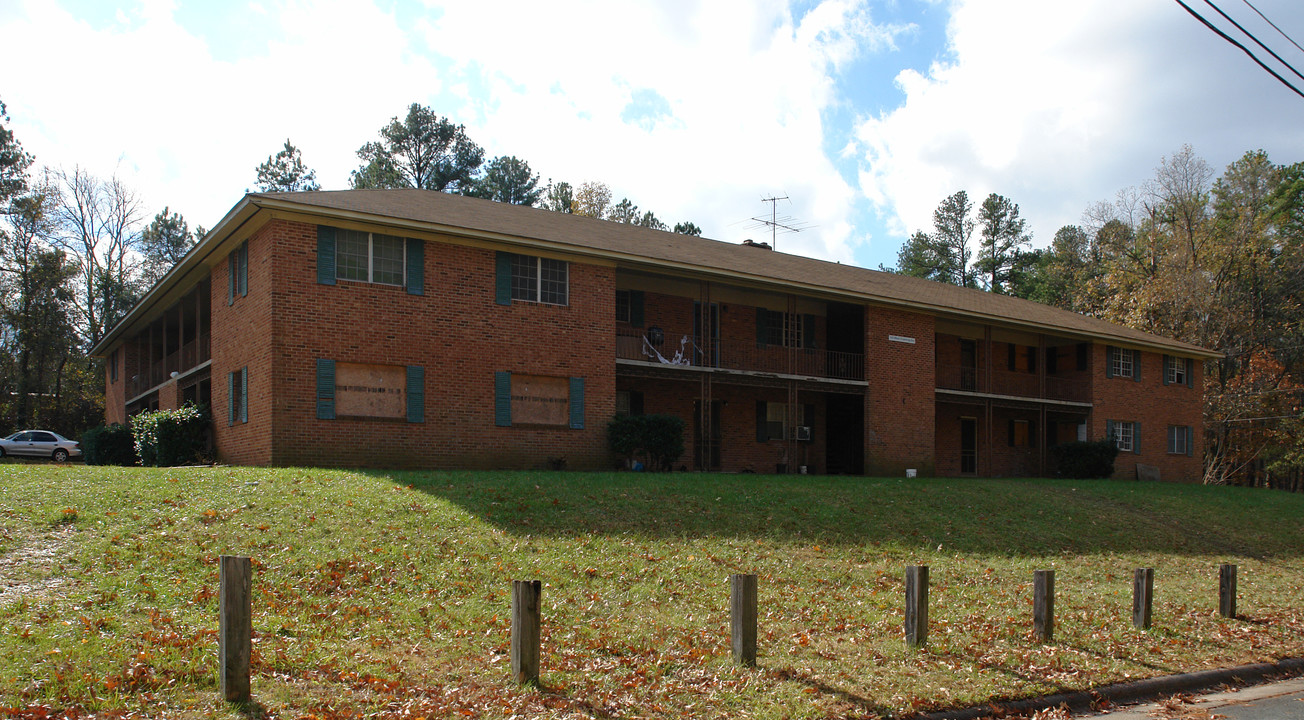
[[855, 0, 1304, 248]]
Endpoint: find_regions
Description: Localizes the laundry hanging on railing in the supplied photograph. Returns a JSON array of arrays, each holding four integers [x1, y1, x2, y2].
[[643, 334, 693, 366]]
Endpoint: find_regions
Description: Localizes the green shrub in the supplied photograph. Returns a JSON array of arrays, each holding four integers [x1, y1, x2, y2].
[[1050, 439, 1119, 479], [131, 404, 210, 467], [80, 423, 138, 466], [607, 414, 686, 471]]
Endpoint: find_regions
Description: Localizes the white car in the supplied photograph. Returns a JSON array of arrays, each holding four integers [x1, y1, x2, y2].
[[0, 430, 83, 462]]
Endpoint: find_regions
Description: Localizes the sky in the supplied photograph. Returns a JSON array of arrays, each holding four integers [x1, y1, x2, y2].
[[2, 0, 1303, 272]]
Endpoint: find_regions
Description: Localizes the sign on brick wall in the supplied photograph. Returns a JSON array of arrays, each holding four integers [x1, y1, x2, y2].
[[511, 374, 570, 426], [336, 363, 406, 418]]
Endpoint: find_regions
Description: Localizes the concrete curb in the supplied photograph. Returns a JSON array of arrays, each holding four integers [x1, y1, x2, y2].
[[908, 657, 1304, 719]]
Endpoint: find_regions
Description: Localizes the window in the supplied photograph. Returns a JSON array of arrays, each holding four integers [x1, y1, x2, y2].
[[761, 309, 805, 348], [615, 390, 644, 416], [1110, 346, 1133, 379], [1166, 356, 1187, 386], [615, 290, 631, 323], [337, 229, 405, 285], [759, 402, 807, 441], [509, 254, 568, 305], [1009, 420, 1032, 447], [1111, 420, 1135, 453], [1168, 425, 1192, 455]]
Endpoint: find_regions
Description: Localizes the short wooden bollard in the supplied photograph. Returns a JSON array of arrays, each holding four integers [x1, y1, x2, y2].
[[731, 574, 758, 667], [1033, 569, 1054, 642], [1219, 564, 1237, 619], [905, 565, 929, 647], [511, 579, 542, 684], [219, 555, 252, 703], [1133, 568, 1154, 630]]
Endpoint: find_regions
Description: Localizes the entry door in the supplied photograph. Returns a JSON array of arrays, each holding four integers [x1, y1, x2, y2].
[[693, 400, 722, 470], [693, 302, 720, 367], [960, 417, 978, 474], [960, 339, 977, 391]]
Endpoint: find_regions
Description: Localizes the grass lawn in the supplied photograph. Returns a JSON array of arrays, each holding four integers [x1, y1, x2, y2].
[[2, 465, 1303, 719]]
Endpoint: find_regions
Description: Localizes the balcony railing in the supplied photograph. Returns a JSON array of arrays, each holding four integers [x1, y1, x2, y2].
[[617, 327, 864, 381], [936, 364, 1090, 403], [125, 337, 212, 399]]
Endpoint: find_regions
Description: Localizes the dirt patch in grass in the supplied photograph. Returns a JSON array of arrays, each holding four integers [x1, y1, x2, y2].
[[0, 523, 75, 607]]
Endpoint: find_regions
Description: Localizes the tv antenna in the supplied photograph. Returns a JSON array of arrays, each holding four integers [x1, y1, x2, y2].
[[740, 195, 812, 251]]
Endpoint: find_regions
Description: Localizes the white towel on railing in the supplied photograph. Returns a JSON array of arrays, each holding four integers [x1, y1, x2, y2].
[[643, 335, 692, 365]]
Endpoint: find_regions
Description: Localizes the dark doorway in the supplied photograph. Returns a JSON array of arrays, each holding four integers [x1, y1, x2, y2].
[[960, 339, 977, 391], [825, 394, 864, 474], [693, 399, 722, 470], [960, 417, 978, 474], [826, 303, 865, 380]]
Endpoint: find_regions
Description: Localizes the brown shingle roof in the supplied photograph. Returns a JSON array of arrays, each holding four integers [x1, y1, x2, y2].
[[253, 189, 1214, 357]]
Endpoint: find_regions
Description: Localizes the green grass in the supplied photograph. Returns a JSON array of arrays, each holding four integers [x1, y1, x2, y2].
[[2, 466, 1304, 719]]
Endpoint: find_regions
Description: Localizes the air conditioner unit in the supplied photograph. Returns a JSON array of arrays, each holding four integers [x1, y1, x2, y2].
[[794, 426, 812, 442]]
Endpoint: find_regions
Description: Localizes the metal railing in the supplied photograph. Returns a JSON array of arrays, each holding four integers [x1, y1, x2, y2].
[[617, 327, 864, 381], [936, 364, 1090, 403]]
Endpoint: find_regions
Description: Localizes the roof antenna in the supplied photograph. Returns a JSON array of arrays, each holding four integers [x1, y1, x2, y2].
[[743, 195, 811, 252]]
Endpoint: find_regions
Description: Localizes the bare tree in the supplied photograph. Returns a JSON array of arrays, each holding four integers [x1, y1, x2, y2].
[[47, 166, 144, 348]]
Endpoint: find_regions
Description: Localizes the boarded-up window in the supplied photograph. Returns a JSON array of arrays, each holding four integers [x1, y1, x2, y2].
[[335, 363, 407, 418], [510, 374, 572, 426]]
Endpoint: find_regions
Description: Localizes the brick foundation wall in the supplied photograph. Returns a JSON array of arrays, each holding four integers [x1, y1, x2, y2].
[[1091, 344, 1204, 482], [865, 308, 935, 476], [260, 220, 614, 470]]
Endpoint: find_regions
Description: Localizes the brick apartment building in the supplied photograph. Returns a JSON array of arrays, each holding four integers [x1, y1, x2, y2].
[[90, 189, 1217, 480]]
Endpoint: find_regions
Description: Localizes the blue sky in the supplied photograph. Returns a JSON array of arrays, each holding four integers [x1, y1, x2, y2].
[[3, 0, 1304, 272]]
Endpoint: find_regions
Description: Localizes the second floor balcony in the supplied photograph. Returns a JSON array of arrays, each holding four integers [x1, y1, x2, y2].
[[935, 363, 1091, 404], [616, 326, 865, 382]]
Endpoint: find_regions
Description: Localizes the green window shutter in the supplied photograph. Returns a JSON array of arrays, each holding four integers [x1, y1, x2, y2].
[[1030, 421, 1037, 446], [1007, 343, 1016, 371], [239, 242, 249, 297], [405, 238, 424, 295], [1106, 419, 1115, 445], [240, 366, 248, 423], [1168, 426, 1176, 453], [756, 308, 767, 348], [630, 290, 645, 328], [630, 391, 644, 416], [227, 252, 236, 305], [756, 401, 767, 442], [317, 226, 337, 285], [494, 371, 512, 426], [228, 371, 235, 425], [1186, 426, 1194, 457], [569, 377, 585, 429], [1133, 421, 1141, 454], [406, 365, 424, 423], [803, 314, 816, 349], [495, 252, 513, 305], [1105, 346, 1115, 378], [316, 359, 335, 420], [1132, 349, 1141, 382], [1163, 355, 1171, 385], [1007, 419, 1015, 447], [1027, 346, 1036, 374], [1186, 358, 1194, 389]]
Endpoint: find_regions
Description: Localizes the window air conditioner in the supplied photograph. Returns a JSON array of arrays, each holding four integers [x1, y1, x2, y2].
[[794, 426, 812, 442]]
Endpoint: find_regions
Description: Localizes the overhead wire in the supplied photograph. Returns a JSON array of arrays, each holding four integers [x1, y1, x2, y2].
[[1201, 0, 1304, 83], [1239, 0, 1304, 56], [1172, 0, 1304, 100]]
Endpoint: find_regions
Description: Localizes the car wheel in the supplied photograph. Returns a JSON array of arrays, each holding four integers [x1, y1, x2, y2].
[[0, 447, 5, 458], [52, 448, 69, 462]]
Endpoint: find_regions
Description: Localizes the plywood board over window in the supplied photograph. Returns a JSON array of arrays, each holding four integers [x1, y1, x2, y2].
[[335, 363, 407, 418], [511, 374, 571, 426]]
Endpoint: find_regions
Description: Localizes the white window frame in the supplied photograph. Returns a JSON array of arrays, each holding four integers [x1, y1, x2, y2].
[[1112, 421, 1135, 453], [1111, 347, 1133, 379], [510, 254, 569, 305], [764, 402, 805, 440], [1167, 356, 1187, 386], [1168, 425, 1190, 455], [763, 310, 804, 348], [337, 230, 406, 286]]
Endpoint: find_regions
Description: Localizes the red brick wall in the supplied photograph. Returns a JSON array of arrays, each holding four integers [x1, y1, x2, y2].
[[210, 227, 276, 465], [104, 344, 129, 426], [256, 220, 614, 470], [1091, 344, 1204, 482], [616, 376, 827, 473], [865, 308, 935, 475]]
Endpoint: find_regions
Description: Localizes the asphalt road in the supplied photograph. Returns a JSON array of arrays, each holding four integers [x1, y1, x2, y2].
[[1091, 676, 1304, 719]]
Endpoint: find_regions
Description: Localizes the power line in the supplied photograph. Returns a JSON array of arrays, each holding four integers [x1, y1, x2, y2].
[[1201, 0, 1304, 83], [1173, 0, 1304, 100], [1239, 0, 1304, 56]]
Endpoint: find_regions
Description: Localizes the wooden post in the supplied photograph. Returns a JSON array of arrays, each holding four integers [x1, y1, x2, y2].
[[1219, 563, 1237, 619], [1033, 569, 1054, 642], [219, 555, 251, 703], [905, 565, 929, 648], [511, 579, 541, 684], [731, 574, 758, 666], [1133, 568, 1154, 630]]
